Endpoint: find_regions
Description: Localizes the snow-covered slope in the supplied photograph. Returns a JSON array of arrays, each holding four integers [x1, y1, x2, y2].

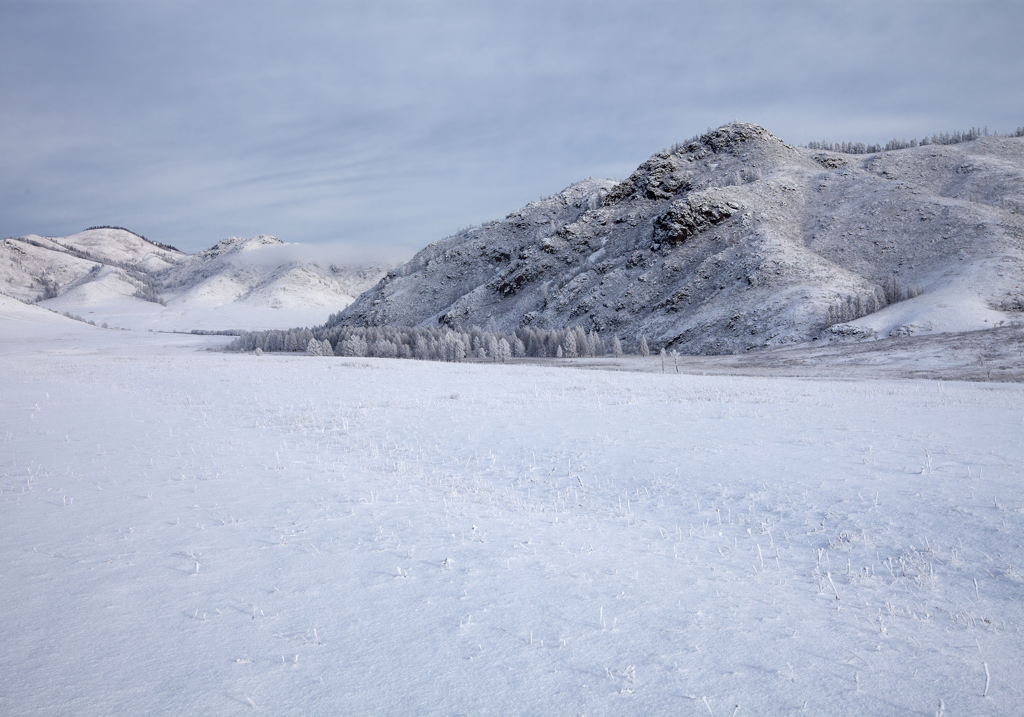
[[1, 229, 391, 331], [0, 292, 98, 341], [0, 231, 167, 304], [334, 123, 1024, 353]]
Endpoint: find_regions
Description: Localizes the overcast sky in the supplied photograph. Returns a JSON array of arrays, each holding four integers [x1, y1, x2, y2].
[[2, 1, 1022, 255]]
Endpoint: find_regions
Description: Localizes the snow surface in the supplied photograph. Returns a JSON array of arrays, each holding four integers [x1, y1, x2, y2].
[[2, 319, 1023, 716], [0, 293, 97, 341], [844, 262, 1013, 339]]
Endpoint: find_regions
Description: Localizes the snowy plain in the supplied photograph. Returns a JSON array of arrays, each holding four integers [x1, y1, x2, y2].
[[2, 306, 1023, 716]]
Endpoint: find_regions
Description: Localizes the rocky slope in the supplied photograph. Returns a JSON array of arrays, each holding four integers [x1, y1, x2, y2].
[[0, 229, 390, 331], [333, 123, 1024, 353]]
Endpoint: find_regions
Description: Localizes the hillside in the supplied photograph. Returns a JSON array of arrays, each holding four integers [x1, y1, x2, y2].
[[0, 229, 390, 331], [332, 123, 1024, 353], [0, 292, 100, 342]]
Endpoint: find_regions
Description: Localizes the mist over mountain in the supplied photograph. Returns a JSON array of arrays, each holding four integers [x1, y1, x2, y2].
[[0, 228, 392, 331], [331, 123, 1024, 353]]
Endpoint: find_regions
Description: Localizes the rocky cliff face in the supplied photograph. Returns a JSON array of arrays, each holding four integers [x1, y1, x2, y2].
[[333, 123, 1024, 353]]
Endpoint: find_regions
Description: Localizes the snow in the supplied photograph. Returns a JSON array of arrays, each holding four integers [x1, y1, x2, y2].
[[845, 264, 1013, 338], [40, 273, 347, 334], [0, 293, 96, 341], [2, 231, 391, 333], [1, 237, 97, 300], [2, 319, 1023, 715], [24, 228, 182, 270], [47, 265, 151, 308]]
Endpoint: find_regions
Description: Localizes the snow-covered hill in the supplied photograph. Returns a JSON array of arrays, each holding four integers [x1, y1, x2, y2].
[[0, 292, 98, 341], [0, 228, 391, 331], [334, 123, 1024, 353]]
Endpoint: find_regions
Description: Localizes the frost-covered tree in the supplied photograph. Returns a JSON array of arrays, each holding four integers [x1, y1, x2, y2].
[[563, 331, 578, 358], [306, 337, 323, 356], [35, 276, 60, 302], [413, 335, 430, 360], [452, 336, 467, 362], [884, 273, 903, 305], [573, 327, 589, 357], [512, 336, 526, 358], [640, 335, 650, 357], [341, 335, 368, 357], [497, 338, 511, 363], [612, 336, 623, 358], [371, 339, 399, 358]]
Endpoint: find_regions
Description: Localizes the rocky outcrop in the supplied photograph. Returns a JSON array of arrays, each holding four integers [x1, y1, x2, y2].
[[653, 195, 737, 246]]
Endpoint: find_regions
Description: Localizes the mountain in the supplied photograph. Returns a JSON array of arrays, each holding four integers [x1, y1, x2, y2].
[[332, 123, 1024, 353], [0, 228, 391, 331]]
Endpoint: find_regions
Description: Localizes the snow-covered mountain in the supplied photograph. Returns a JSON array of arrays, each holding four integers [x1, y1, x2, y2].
[[333, 123, 1024, 353], [0, 228, 391, 331]]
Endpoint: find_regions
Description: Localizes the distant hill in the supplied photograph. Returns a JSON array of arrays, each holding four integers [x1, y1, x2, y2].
[[331, 123, 1024, 353], [0, 228, 391, 331]]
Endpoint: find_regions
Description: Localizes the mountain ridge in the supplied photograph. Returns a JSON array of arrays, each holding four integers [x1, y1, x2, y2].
[[330, 122, 1024, 353]]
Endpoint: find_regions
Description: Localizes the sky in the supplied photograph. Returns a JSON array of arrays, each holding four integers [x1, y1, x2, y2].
[[2, 1, 1022, 256]]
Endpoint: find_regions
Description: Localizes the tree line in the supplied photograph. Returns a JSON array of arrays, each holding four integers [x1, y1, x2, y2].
[[805, 126, 1023, 155], [823, 273, 922, 327], [227, 323, 642, 362]]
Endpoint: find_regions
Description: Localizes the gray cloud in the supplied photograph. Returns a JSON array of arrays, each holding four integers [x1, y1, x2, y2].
[[224, 239, 412, 270], [2, 0, 1022, 253]]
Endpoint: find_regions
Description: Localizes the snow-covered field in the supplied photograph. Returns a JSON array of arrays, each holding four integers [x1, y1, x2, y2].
[[2, 319, 1023, 716]]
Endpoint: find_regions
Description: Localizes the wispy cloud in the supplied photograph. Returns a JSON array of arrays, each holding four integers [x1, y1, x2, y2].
[[223, 239, 412, 270], [2, 1, 1021, 253]]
